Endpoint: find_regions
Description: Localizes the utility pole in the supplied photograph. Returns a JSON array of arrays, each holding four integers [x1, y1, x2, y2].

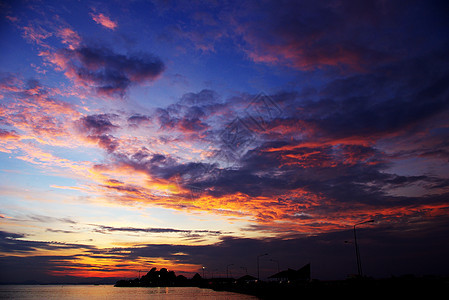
[[257, 253, 268, 281], [353, 220, 374, 277]]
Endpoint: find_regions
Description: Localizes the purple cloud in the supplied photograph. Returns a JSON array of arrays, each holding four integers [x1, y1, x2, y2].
[[56, 46, 165, 97]]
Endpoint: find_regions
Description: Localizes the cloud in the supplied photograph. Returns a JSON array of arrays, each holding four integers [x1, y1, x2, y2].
[[0, 230, 131, 282], [74, 114, 121, 153], [5, 0, 449, 244], [155, 89, 223, 135], [2, 215, 449, 282], [90, 12, 118, 30], [309, 59, 449, 140], [100, 138, 448, 235], [100, 179, 144, 195], [50, 46, 165, 97], [26, 215, 77, 225], [89, 224, 222, 235], [229, 0, 449, 71], [75, 217, 449, 280], [114, 151, 215, 183], [0, 231, 93, 254], [2, 1, 449, 285], [15, 16, 164, 98], [82, 61, 449, 232], [0, 129, 19, 140], [46, 229, 76, 234], [0, 76, 80, 147], [21, 24, 52, 47], [127, 114, 151, 127], [56, 27, 81, 50], [76, 114, 119, 135]]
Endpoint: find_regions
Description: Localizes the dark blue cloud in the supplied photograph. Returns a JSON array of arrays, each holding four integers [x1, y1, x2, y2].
[[59, 46, 165, 97], [76, 113, 119, 135], [75, 114, 120, 152], [127, 114, 151, 127], [89, 224, 222, 235], [230, 0, 449, 71]]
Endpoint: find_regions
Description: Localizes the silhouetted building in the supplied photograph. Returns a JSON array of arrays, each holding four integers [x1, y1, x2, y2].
[[237, 274, 257, 283], [268, 263, 310, 282]]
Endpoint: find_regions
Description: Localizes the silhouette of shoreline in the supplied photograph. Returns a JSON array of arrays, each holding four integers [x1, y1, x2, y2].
[[204, 276, 449, 299], [114, 268, 448, 299]]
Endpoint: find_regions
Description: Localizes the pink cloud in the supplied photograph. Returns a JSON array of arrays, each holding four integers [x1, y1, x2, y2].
[[0, 76, 81, 147], [21, 25, 52, 47], [57, 28, 81, 50], [90, 12, 117, 30], [5, 15, 19, 23], [0, 129, 19, 140]]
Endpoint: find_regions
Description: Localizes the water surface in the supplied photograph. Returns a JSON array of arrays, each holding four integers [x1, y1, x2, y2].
[[0, 285, 258, 299]]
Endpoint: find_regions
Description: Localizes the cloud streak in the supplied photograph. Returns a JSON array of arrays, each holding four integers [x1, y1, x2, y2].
[[90, 12, 118, 30], [90, 224, 222, 236]]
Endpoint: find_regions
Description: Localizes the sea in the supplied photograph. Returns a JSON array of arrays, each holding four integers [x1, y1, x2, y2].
[[0, 285, 258, 299]]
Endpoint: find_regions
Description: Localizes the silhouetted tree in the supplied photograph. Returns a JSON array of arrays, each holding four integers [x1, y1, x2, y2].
[[177, 275, 187, 281], [192, 273, 202, 280], [115, 267, 205, 287], [192, 272, 202, 286]]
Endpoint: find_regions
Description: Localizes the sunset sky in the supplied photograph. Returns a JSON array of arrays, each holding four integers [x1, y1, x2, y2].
[[1, 0, 449, 283]]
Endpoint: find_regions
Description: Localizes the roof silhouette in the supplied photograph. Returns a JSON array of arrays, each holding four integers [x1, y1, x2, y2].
[[237, 274, 257, 281], [268, 263, 310, 281]]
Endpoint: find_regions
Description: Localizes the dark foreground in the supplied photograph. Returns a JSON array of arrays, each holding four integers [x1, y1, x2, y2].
[[204, 277, 448, 299], [114, 269, 448, 299]]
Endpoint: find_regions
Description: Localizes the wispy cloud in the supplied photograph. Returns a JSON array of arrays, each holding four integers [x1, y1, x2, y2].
[[90, 224, 222, 236], [56, 28, 81, 50], [90, 12, 117, 30]]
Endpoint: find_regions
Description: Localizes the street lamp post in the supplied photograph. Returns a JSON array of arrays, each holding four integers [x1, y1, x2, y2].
[[226, 264, 234, 279], [210, 269, 218, 278], [353, 220, 374, 278], [257, 253, 268, 281], [270, 259, 280, 273], [240, 266, 248, 275], [202, 266, 206, 279]]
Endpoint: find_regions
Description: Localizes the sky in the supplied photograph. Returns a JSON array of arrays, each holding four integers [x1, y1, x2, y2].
[[1, 0, 449, 283]]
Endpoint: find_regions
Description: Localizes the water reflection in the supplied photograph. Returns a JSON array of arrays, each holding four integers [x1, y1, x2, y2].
[[0, 285, 258, 299]]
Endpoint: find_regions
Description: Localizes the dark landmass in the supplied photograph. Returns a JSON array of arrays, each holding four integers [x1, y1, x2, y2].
[[115, 268, 449, 299], [205, 276, 449, 299], [114, 267, 203, 287]]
